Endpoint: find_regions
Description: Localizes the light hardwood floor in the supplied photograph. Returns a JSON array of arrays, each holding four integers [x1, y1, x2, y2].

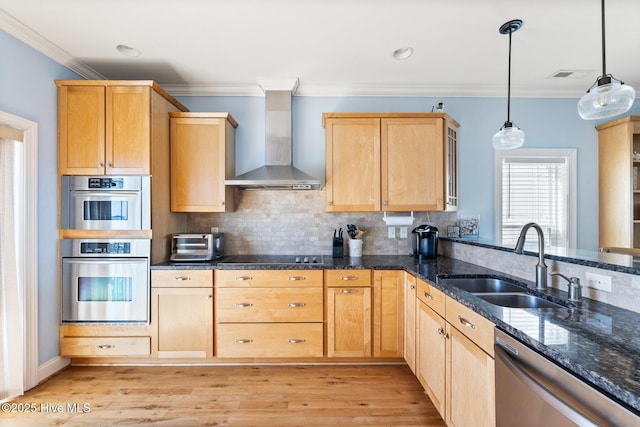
[[2, 364, 445, 426]]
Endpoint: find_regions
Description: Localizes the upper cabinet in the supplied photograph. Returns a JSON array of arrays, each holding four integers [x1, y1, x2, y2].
[[597, 115, 640, 251], [169, 112, 237, 212], [323, 113, 459, 212], [56, 80, 187, 176]]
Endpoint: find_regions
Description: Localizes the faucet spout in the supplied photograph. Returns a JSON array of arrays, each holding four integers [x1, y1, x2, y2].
[[514, 222, 548, 290]]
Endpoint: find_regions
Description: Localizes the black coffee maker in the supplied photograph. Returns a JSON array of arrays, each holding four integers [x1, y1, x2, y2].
[[412, 225, 439, 259]]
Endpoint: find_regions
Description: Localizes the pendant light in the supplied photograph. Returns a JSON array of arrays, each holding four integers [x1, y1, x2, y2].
[[578, 0, 635, 120], [493, 19, 525, 150]]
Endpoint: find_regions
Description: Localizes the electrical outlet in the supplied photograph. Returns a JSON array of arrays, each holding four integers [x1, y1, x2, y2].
[[585, 272, 612, 292], [388, 227, 396, 239], [400, 227, 408, 239]]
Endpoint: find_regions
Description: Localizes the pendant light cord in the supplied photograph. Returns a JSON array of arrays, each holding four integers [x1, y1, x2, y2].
[[507, 26, 513, 124], [601, 0, 607, 76]]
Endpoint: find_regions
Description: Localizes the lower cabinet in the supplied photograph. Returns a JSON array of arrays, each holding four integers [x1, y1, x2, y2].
[[60, 324, 150, 358], [215, 269, 324, 358], [403, 273, 417, 373], [416, 278, 496, 427], [373, 270, 404, 357], [325, 269, 372, 357], [150, 269, 214, 358]]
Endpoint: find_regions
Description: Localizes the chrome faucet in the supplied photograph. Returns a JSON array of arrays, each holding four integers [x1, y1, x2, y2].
[[514, 222, 547, 290]]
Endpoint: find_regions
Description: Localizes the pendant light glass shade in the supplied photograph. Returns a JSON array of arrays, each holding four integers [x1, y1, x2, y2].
[[578, 0, 635, 120], [493, 121, 525, 150], [494, 19, 524, 150], [578, 75, 636, 120]]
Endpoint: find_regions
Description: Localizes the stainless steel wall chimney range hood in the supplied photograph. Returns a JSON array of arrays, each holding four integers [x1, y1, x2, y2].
[[224, 79, 322, 189]]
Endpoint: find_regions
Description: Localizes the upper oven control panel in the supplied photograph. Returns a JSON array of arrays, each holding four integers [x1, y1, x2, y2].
[[87, 177, 124, 189]]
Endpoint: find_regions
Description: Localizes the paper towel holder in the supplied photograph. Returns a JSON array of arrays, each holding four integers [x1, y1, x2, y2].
[[383, 211, 415, 226]]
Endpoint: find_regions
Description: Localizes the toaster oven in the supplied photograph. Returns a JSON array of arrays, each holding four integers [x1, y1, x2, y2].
[[170, 233, 224, 262]]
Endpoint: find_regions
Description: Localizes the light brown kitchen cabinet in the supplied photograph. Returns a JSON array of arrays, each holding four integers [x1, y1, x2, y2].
[[57, 80, 187, 176], [59, 324, 150, 358], [597, 115, 640, 250], [150, 269, 214, 358], [415, 279, 496, 427], [215, 270, 324, 358], [169, 112, 237, 212], [323, 113, 459, 212], [325, 269, 372, 357], [372, 270, 404, 357], [446, 298, 495, 427], [403, 273, 417, 373]]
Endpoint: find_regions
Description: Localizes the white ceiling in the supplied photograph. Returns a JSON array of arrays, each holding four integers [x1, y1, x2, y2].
[[1, 0, 639, 98]]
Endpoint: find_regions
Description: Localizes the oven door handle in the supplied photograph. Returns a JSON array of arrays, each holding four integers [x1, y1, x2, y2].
[[495, 346, 599, 427], [63, 258, 147, 264], [72, 192, 141, 199]]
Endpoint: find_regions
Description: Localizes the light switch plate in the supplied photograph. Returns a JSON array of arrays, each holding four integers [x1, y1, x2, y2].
[[585, 272, 612, 292], [388, 227, 396, 239], [400, 227, 408, 238]]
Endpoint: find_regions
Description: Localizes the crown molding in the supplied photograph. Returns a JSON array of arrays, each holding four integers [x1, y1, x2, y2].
[[0, 9, 105, 79]]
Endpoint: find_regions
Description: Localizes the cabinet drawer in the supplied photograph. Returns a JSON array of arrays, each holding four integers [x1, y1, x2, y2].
[[152, 269, 213, 287], [216, 288, 323, 322], [324, 269, 372, 287], [60, 336, 150, 357], [215, 270, 323, 288], [416, 278, 445, 316], [446, 297, 495, 357], [216, 323, 323, 358]]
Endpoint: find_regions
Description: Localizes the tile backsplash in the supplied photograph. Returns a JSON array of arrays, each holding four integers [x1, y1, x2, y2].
[[187, 189, 456, 256]]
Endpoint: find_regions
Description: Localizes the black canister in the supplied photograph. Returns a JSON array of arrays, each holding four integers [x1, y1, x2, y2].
[[412, 225, 439, 259]]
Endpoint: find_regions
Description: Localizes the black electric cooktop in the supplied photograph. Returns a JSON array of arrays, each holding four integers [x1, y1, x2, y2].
[[218, 254, 324, 265]]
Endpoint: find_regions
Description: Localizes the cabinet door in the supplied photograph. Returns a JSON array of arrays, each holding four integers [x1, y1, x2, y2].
[[151, 287, 213, 358], [106, 86, 151, 175], [58, 85, 106, 175], [326, 287, 372, 357], [416, 300, 446, 419], [381, 118, 444, 211], [325, 117, 381, 211], [404, 273, 417, 373], [446, 325, 495, 427], [170, 117, 231, 212], [373, 270, 404, 357]]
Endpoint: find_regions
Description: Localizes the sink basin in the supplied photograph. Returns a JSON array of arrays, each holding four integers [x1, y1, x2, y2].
[[475, 293, 565, 309], [439, 277, 526, 294]]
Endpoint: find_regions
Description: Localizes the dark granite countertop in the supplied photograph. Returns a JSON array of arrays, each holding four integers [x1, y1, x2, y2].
[[152, 254, 640, 415]]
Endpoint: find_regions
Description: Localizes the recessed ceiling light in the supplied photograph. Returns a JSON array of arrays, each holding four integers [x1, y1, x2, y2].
[[393, 47, 414, 60], [116, 44, 141, 58]]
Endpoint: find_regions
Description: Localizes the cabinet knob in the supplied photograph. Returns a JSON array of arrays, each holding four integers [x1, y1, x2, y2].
[[97, 162, 104, 168], [328, 201, 333, 206], [383, 201, 389, 206], [410, 284, 416, 290], [107, 162, 112, 168], [219, 201, 225, 206]]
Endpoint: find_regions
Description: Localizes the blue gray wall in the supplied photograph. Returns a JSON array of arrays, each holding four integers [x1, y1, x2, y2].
[[3, 28, 640, 365]]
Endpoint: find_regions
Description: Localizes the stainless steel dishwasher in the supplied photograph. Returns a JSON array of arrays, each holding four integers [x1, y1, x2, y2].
[[494, 329, 639, 427]]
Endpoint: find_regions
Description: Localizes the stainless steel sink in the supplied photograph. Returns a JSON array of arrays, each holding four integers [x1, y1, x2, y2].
[[439, 277, 526, 294], [475, 293, 565, 309]]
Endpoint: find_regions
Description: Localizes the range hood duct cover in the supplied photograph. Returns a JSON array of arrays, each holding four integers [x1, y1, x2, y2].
[[225, 89, 322, 189]]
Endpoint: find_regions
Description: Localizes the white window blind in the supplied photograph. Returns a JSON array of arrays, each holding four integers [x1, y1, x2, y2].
[[498, 151, 573, 250]]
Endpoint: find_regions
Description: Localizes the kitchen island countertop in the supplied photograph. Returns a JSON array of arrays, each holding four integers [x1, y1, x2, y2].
[[152, 254, 640, 415]]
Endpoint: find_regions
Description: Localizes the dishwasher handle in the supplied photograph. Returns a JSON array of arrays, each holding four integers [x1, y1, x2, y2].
[[495, 345, 599, 427]]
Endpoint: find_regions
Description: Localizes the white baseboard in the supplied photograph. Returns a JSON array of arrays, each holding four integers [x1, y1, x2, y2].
[[37, 356, 70, 385]]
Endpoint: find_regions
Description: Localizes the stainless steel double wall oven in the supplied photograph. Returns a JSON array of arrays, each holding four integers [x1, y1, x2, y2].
[[60, 176, 151, 324]]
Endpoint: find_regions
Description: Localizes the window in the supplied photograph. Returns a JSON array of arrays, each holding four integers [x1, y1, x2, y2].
[[495, 149, 576, 252]]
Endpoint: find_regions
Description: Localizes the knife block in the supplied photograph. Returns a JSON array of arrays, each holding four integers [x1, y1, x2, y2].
[[332, 237, 344, 257]]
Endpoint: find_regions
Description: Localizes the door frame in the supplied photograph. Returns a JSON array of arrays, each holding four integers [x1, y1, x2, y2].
[[0, 111, 38, 390]]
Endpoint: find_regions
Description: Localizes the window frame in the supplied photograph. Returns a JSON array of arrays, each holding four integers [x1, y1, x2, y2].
[[494, 148, 577, 250]]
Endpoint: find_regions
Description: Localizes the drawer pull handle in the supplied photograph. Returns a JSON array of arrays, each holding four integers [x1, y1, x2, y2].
[[423, 291, 434, 300], [341, 276, 358, 281], [340, 289, 359, 294], [288, 276, 306, 281], [236, 303, 253, 308], [235, 276, 253, 281], [458, 315, 476, 329], [174, 276, 191, 281], [288, 303, 306, 307], [235, 339, 253, 344], [96, 344, 114, 349], [288, 339, 306, 344]]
